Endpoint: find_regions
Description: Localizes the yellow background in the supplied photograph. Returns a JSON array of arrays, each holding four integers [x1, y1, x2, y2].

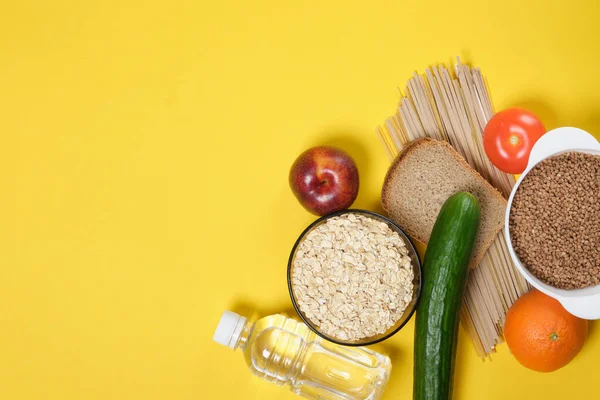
[[2, 1, 600, 399]]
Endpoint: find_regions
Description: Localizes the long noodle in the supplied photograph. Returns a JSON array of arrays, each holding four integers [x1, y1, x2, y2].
[[377, 58, 531, 358]]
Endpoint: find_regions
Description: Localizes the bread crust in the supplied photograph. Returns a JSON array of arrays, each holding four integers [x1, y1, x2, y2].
[[381, 138, 507, 268]]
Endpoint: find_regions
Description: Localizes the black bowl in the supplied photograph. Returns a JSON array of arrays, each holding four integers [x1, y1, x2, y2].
[[287, 209, 422, 346]]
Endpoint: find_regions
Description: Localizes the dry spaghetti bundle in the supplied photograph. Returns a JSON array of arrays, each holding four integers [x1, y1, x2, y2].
[[376, 58, 530, 357]]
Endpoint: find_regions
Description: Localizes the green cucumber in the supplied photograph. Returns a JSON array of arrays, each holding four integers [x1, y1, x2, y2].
[[413, 192, 480, 400]]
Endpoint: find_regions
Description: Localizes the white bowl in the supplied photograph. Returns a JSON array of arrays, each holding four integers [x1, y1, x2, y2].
[[504, 127, 600, 319]]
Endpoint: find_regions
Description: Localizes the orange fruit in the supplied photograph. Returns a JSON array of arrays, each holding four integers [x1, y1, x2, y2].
[[504, 289, 588, 372]]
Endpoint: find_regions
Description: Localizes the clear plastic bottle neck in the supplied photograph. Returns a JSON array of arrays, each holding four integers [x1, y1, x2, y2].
[[233, 319, 254, 350]]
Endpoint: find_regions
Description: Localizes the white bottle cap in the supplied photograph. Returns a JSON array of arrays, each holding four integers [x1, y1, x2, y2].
[[213, 311, 247, 349]]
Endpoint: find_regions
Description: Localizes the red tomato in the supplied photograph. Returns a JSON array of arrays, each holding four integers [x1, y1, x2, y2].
[[483, 108, 546, 174]]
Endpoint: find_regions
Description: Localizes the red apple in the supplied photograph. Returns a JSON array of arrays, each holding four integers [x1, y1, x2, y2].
[[289, 146, 359, 216]]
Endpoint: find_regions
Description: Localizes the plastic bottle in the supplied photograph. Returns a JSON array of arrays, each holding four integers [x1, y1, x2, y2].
[[213, 311, 391, 400]]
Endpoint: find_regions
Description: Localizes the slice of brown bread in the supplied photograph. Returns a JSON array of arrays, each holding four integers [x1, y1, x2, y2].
[[381, 138, 507, 268]]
